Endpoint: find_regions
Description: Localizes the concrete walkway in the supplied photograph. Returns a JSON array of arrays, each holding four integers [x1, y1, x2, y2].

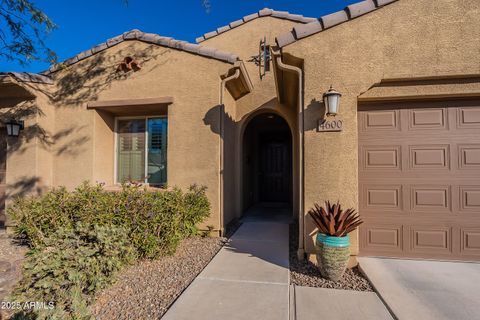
[[293, 286, 393, 320], [359, 257, 480, 320], [164, 206, 394, 320], [163, 208, 290, 320]]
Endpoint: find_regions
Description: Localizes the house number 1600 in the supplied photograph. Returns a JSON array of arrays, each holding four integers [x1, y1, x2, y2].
[[317, 119, 343, 132]]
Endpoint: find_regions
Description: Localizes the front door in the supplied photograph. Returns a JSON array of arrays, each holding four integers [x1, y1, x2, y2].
[[259, 140, 290, 202]]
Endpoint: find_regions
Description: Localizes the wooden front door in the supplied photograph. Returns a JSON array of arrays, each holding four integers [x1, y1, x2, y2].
[[259, 140, 290, 202]]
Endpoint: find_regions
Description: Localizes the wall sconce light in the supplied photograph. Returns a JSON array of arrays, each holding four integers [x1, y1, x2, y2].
[[5, 119, 24, 137], [323, 85, 342, 116]]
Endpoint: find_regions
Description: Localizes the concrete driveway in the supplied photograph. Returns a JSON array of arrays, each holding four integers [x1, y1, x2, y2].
[[359, 257, 480, 320]]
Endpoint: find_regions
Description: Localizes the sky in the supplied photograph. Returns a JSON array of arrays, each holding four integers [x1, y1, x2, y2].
[[1, 0, 359, 73]]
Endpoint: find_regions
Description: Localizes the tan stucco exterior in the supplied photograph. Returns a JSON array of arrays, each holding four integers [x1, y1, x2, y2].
[[1, 0, 480, 261], [281, 0, 480, 257]]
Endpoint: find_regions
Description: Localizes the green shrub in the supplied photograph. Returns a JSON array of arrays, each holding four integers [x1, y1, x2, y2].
[[10, 223, 135, 320], [8, 183, 211, 319], [10, 182, 211, 258]]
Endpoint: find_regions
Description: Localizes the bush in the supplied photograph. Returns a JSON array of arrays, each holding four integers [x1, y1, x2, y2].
[[10, 183, 211, 258], [8, 183, 211, 320], [11, 223, 135, 320]]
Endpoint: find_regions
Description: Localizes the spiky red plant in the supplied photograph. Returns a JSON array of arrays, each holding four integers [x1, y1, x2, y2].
[[308, 201, 363, 237]]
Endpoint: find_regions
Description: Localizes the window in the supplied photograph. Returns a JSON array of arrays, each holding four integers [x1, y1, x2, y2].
[[116, 117, 167, 186]]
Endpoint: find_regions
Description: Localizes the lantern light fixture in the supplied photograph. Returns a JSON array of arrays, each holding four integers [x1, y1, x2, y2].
[[323, 85, 342, 116], [5, 119, 24, 137]]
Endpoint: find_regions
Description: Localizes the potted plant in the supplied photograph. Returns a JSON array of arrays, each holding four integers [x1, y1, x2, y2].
[[308, 201, 363, 281]]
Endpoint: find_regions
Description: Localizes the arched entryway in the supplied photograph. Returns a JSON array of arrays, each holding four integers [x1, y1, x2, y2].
[[242, 112, 293, 214]]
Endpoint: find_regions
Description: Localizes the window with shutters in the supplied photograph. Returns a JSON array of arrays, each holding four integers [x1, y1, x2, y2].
[[116, 117, 167, 186]]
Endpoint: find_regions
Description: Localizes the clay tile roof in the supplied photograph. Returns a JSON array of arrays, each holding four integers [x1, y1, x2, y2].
[[195, 8, 317, 43], [42, 29, 240, 75], [0, 72, 53, 84], [276, 0, 398, 48]]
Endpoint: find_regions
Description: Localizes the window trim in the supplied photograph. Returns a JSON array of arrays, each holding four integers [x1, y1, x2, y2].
[[114, 115, 167, 186]]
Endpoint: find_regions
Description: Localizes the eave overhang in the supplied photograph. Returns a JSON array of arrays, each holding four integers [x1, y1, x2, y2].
[[222, 61, 253, 100], [86, 97, 173, 116], [359, 75, 480, 103], [0, 75, 37, 100]]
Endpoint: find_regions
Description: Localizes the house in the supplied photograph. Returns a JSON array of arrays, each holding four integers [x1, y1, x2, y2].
[[1, 0, 479, 263]]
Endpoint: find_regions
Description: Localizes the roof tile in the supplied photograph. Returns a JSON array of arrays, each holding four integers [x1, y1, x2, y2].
[[347, 0, 376, 19], [63, 56, 79, 66], [300, 17, 318, 23], [91, 42, 108, 54], [138, 32, 160, 43], [106, 35, 123, 47], [123, 29, 141, 40], [271, 11, 289, 18], [258, 8, 273, 16], [217, 25, 231, 34], [229, 19, 244, 28], [285, 14, 304, 22], [39, 29, 239, 74], [293, 20, 323, 39], [320, 10, 349, 29], [183, 43, 202, 54], [203, 30, 218, 39], [195, 8, 316, 43], [276, 0, 398, 48], [214, 50, 235, 62], [276, 31, 296, 48], [375, 0, 396, 6], [76, 49, 93, 61], [243, 13, 258, 22], [198, 46, 218, 57], [154, 36, 172, 46]]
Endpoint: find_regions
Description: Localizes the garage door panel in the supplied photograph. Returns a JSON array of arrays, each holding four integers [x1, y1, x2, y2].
[[458, 144, 480, 169], [461, 228, 480, 255], [361, 184, 404, 212], [411, 227, 452, 254], [411, 185, 451, 212], [409, 145, 450, 169], [359, 102, 480, 261], [361, 109, 400, 132], [360, 145, 401, 170], [362, 224, 404, 253], [459, 186, 480, 212], [457, 107, 480, 129], [408, 108, 448, 130]]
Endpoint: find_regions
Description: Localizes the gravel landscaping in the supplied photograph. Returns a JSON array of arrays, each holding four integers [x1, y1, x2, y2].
[[90, 236, 226, 320], [0, 230, 28, 319], [289, 223, 373, 291]]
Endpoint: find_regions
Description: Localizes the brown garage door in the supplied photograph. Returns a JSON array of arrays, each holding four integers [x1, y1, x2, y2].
[[0, 131, 6, 227], [358, 100, 480, 261]]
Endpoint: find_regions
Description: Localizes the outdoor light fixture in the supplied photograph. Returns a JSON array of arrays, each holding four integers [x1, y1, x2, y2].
[[5, 119, 24, 137], [323, 85, 342, 116]]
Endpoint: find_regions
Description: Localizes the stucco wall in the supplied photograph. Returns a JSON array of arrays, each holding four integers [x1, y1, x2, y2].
[[0, 83, 55, 226], [282, 0, 480, 255], [203, 17, 302, 219], [3, 41, 238, 232]]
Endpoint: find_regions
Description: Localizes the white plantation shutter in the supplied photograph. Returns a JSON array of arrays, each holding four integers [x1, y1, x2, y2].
[[117, 119, 146, 183]]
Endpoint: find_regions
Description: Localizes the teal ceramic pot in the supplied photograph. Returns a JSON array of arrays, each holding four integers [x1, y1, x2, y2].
[[315, 233, 351, 281]]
